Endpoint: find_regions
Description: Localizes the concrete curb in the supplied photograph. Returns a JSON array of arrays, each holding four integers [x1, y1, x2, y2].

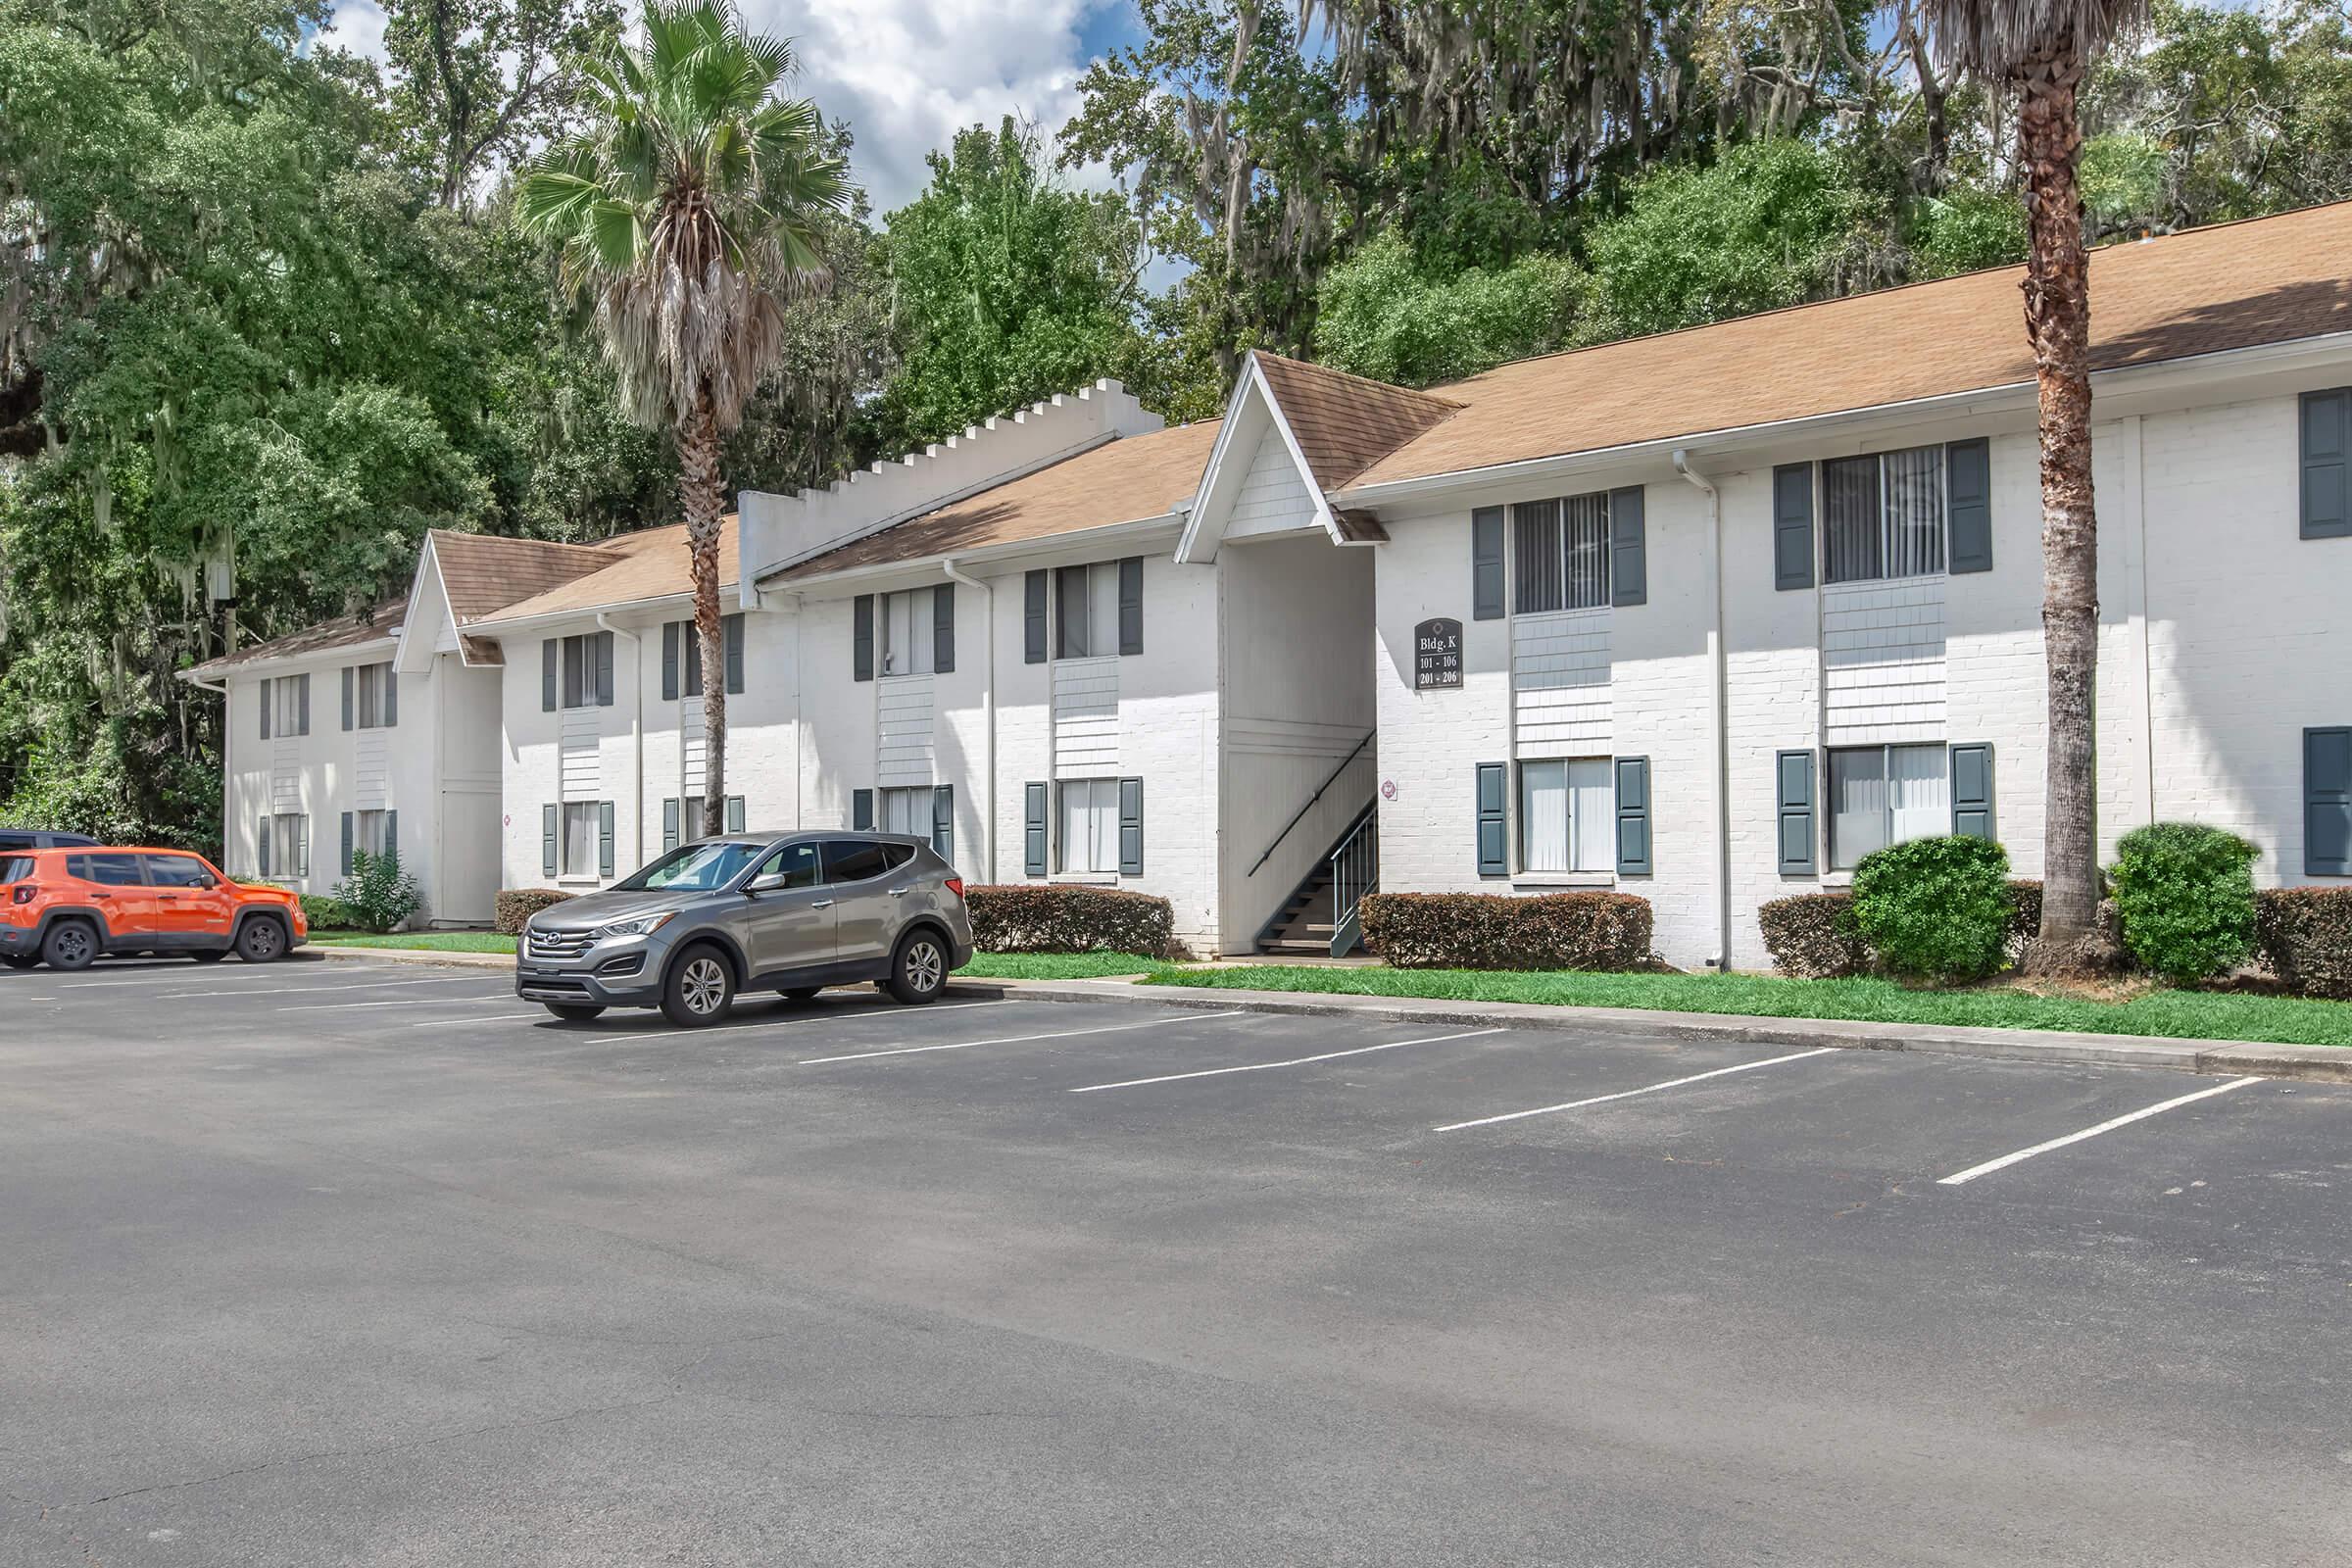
[[944, 976, 2352, 1086], [310, 945, 513, 970]]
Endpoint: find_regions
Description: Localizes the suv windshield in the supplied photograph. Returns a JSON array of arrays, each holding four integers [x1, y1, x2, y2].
[[613, 841, 767, 893]]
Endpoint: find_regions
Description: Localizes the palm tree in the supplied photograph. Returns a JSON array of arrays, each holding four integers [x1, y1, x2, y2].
[[1923, 0, 2143, 968], [515, 0, 847, 842]]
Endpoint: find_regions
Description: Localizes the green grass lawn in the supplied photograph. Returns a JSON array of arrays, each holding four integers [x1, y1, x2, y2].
[[310, 931, 516, 954], [957, 952, 1164, 979], [1141, 964, 2352, 1048]]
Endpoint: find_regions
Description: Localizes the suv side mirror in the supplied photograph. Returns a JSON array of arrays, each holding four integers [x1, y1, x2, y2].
[[745, 871, 787, 895]]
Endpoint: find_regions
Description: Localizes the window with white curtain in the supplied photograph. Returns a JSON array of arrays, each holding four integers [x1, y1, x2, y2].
[[1057, 778, 1120, 873], [879, 588, 937, 677], [356, 808, 389, 858], [270, 813, 309, 879], [879, 786, 930, 836], [356, 662, 396, 728], [269, 675, 309, 736], [1054, 564, 1120, 660], [561, 801, 599, 876], [1823, 446, 1946, 584], [1829, 744, 1949, 869], [1518, 759, 1615, 873], [1511, 494, 1613, 613]]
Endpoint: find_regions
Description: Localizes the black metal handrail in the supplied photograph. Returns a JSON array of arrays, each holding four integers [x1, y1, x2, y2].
[[1247, 731, 1375, 877]]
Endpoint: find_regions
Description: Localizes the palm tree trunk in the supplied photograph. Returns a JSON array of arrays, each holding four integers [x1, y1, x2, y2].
[[679, 391, 729, 840], [2015, 42, 2105, 967]]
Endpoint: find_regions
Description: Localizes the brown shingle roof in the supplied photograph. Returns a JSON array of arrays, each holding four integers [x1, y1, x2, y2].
[[774, 420, 1224, 581], [429, 530, 628, 623], [471, 517, 738, 623], [1250, 353, 1461, 489], [1350, 201, 2352, 489], [186, 599, 406, 677]]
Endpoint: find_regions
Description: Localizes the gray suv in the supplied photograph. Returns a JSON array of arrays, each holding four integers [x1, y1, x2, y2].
[[514, 831, 975, 1027]]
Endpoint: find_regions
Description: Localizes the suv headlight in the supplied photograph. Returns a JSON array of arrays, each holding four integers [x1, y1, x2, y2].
[[591, 911, 676, 940]]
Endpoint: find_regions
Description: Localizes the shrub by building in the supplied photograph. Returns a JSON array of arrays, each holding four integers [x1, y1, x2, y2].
[[964, 885, 1177, 956], [2106, 823, 2260, 985], [1361, 892, 1652, 971], [496, 889, 577, 934], [2254, 887, 2352, 999], [1850, 835, 2012, 984], [1757, 892, 1866, 978]]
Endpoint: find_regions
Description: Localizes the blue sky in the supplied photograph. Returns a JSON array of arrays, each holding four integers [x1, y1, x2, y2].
[[318, 0, 1150, 214]]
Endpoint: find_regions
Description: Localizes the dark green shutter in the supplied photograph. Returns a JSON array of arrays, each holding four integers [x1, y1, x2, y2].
[[542, 640, 558, 711], [542, 804, 558, 877], [260, 678, 271, 740], [257, 815, 271, 877], [662, 798, 679, 853], [597, 802, 614, 878], [594, 632, 614, 707], [2306, 726, 2352, 875], [1608, 487, 1646, 607], [1023, 570, 1049, 663], [1117, 777, 1144, 875], [1776, 751, 1816, 876], [662, 622, 680, 700], [724, 796, 744, 833], [933, 585, 956, 673], [1117, 557, 1144, 654], [852, 788, 872, 830], [341, 666, 354, 731], [933, 783, 955, 861], [384, 809, 396, 858], [1023, 782, 1048, 874], [1947, 438, 1993, 572], [295, 816, 309, 877], [1471, 508, 1506, 620], [2301, 389, 2350, 540], [382, 669, 397, 728], [1475, 762, 1506, 877], [1614, 758, 1652, 875], [724, 613, 745, 694], [1949, 743, 1996, 840], [683, 622, 703, 698], [853, 595, 874, 681], [340, 812, 354, 876], [1773, 464, 1815, 590], [296, 673, 309, 735]]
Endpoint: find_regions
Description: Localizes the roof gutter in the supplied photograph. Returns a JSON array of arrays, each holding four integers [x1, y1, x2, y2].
[[1333, 329, 2352, 510], [754, 512, 1184, 595]]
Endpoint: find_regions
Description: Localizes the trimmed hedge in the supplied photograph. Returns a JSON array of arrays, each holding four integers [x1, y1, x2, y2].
[[299, 893, 356, 932], [2255, 886, 2352, 999], [1757, 893, 1864, 978], [496, 888, 577, 935], [1360, 891, 1652, 971], [1851, 835, 2013, 983], [2108, 822, 2260, 984], [964, 885, 1177, 956]]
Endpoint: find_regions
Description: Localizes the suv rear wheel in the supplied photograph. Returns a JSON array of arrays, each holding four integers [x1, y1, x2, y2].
[[886, 928, 949, 1005], [234, 917, 286, 963], [662, 944, 736, 1027], [41, 920, 98, 971]]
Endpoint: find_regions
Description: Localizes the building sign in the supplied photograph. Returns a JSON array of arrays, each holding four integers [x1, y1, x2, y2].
[[1414, 617, 1463, 691]]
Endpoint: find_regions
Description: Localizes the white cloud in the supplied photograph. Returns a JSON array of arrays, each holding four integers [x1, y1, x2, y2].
[[316, 0, 389, 62]]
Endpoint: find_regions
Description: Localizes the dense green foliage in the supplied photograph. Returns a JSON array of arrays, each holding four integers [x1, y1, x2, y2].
[[1851, 835, 2015, 983], [2108, 823, 2260, 983], [334, 848, 426, 933]]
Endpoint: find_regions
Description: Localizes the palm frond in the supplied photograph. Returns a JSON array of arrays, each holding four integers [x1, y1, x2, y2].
[[1923, 0, 2148, 75]]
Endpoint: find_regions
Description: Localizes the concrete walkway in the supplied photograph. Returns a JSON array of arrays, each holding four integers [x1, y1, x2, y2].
[[308, 944, 2352, 1087]]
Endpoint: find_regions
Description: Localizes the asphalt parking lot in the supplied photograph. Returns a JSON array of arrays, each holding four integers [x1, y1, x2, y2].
[[4, 956, 2350, 1566]]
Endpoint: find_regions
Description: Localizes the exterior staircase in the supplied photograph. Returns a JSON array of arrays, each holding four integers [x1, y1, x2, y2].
[[1257, 866, 1341, 956], [1253, 803, 1378, 957]]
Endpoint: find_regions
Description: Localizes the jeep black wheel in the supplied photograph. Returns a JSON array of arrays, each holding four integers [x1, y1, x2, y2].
[[41, 921, 99, 971], [234, 918, 286, 963], [661, 945, 736, 1027], [886, 929, 949, 1004]]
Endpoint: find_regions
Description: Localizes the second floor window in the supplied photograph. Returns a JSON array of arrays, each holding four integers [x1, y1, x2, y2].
[[354, 662, 396, 729], [560, 632, 611, 709], [1055, 563, 1121, 660], [881, 588, 939, 677], [1513, 495, 1612, 613], [261, 673, 310, 738], [1824, 446, 1945, 584]]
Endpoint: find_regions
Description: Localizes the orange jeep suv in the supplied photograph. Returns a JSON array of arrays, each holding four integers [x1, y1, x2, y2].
[[0, 847, 307, 971]]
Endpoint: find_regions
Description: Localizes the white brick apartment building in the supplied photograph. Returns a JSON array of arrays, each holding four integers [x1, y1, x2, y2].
[[191, 201, 2352, 966]]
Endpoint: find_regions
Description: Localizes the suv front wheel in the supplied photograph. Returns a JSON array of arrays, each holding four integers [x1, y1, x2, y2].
[[887, 928, 949, 1005], [662, 944, 737, 1027], [235, 917, 286, 963]]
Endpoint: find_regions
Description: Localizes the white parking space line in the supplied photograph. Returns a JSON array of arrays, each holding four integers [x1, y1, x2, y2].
[[799, 1010, 1242, 1066], [276, 994, 519, 1012], [1936, 1075, 2265, 1187], [1070, 1027, 1506, 1094], [41, 967, 415, 990], [410, 1012, 554, 1029], [407, 997, 1015, 1036], [1433, 1047, 1840, 1133], [161, 976, 491, 1000]]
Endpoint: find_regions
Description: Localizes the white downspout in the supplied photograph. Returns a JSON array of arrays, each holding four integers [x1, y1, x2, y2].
[[1675, 450, 1734, 972], [596, 613, 644, 866], [943, 558, 995, 881]]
